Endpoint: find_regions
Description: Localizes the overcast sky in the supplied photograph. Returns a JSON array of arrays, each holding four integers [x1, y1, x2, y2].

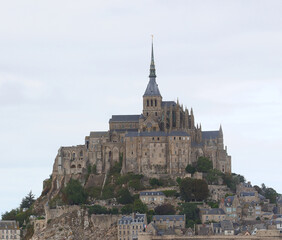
[[1, 0, 282, 216]]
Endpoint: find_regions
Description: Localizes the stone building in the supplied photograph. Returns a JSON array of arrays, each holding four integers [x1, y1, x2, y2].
[[118, 213, 147, 240], [0, 221, 20, 240], [52, 42, 231, 187], [200, 208, 226, 223], [139, 191, 165, 205]]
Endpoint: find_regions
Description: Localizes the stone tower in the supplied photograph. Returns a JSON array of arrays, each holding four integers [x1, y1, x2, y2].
[[142, 41, 162, 120]]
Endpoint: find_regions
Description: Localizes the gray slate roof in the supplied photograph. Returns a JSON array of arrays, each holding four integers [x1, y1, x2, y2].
[[205, 208, 225, 215], [118, 214, 146, 225], [220, 220, 234, 231], [140, 191, 164, 196], [161, 101, 176, 108], [109, 115, 140, 123], [202, 131, 220, 140], [0, 221, 19, 229], [240, 192, 255, 197], [143, 78, 161, 97], [153, 215, 185, 221], [125, 131, 189, 138]]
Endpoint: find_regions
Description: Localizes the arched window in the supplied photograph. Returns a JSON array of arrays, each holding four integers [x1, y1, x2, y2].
[[80, 150, 83, 157], [71, 165, 76, 168], [77, 164, 82, 168], [72, 152, 75, 160]]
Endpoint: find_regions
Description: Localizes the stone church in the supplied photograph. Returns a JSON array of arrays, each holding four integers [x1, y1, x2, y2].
[[52, 43, 231, 182]]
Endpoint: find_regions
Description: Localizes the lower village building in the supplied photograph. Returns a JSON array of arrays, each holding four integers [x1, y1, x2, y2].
[[0, 221, 20, 240], [118, 214, 147, 240], [139, 191, 165, 205], [51, 42, 232, 188]]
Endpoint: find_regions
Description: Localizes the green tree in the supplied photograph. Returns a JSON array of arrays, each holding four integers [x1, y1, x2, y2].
[[206, 169, 223, 185], [63, 179, 87, 205], [117, 188, 133, 204], [133, 199, 147, 213], [149, 178, 163, 187], [185, 164, 196, 174], [121, 204, 133, 214], [264, 187, 278, 204], [196, 157, 213, 173], [88, 205, 108, 214], [20, 191, 35, 209], [154, 204, 176, 215], [180, 178, 209, 202], [179, 203, 200, 227], [1, 209, 19, 220]]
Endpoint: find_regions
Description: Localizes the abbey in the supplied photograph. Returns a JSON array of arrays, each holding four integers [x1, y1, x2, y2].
[[52, 43, 231, 182]]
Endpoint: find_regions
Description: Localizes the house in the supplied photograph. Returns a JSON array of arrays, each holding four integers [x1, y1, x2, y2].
[[200, 208, 226, 223], [239, 192, 259, 203], [139, 191, 165, 205], [220, 196, 241, 221], [211, 220, 234, 235], [118, 213, 147, 240], [0, 221, 20, 240], [277, 196, 282, 214], [151, 215, 185, 231], [241, 202, 261, 221]]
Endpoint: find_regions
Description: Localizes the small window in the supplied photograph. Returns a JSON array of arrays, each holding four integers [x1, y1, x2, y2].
[[151, 99, 153, 106], [155, 99, 157, 106], [147, 99, 149, 106], [155, 112, 157, 116]]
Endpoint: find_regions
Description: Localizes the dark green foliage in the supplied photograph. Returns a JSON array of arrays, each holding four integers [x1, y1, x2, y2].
[[121, 204, 133, 214], [128, 179, 143, 191], [88, 205, 108, 215], [86, 187, 101, 199], [149, 178, 163, 187], [133, 194, 140, 201], [146, 210, 155, 224], [206, 169, 223, 185], [180, 178, 209, 202], [63, 179, 87, 205], [196, 157, 213, 173], [117, 188, 133, 204], [101, 185, 115, 199], [116, 173, 143, 186], [154, 204, 176, 215], [185, 164, 196, 174], [109, 154, 123, 176], [264, 187, 278, 204], [20, 191, 35, 209], [207, 201, 219, 208], [1, 209, 19, 220], [2, 208, 32, 227], [187, 219, 196, 228], [176, 177, 182, 186], [110, 207, 119, 215], [92, 164, 97, 174], [133, 199, 148, 213], [162, 190, 177, 197], [179, 202, 200, 228], [223, 173, 245, 192]]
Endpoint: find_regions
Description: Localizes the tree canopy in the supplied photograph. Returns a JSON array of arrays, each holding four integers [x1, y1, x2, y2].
[[196, 157, 213, 173], [180, 178, 209, 202], [154, 204, 176, 215], [20, 191, 35, 209], [63, 179, 87, 205], [117, 188, 133, 204]]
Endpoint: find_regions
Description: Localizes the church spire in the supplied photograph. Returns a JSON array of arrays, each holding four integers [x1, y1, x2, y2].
[[149, 36, 156, 78]]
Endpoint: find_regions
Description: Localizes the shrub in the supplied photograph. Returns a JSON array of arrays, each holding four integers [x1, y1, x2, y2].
[[154, 204, 176, 215], [133, 199, 148, 213], [63, 179, 88, 205], [88, 205, 108, 215], [101, 185, 115, 199], [162, 190, 177, 197], [185, 164, 196, 174], [117, 188, 133, 204], [180, 178, 209, 202], [196, 157, 213, 173], [149, 178, 163, 187], [121, 204, 133, 214]]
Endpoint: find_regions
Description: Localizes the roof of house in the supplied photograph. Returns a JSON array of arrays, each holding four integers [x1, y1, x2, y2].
[[140, 191, 165, 196], [205, 208, 225, 215], [202, 131, 220, 140], [109, 115, 140, 123], [220, 220, 234, 231], [118, 214, 146, 225], [224, 196, 238, 207], [0, 221, 19, 229], [152, 215, 185, 221], [125, 131, 189, 138], [240, 192, 256, 197]]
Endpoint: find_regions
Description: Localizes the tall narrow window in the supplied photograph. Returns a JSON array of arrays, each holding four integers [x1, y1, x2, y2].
[[151, 99, 153, 106], [155, 99, 157, 106], [147, 99, 149, 106]]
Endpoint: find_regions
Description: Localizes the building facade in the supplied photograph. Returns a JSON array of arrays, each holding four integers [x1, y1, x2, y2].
[[52, 43, 232, 187], [118, 213, 147, 240], [0, 221, 20, 240], [139, 191, 165, 205]]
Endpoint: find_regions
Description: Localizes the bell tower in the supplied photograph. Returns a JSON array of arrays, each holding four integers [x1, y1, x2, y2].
[[143, 39, 162, 118]]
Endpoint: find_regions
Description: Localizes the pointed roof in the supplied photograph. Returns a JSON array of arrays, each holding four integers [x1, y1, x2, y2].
[[143, 39, 161, 97]]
